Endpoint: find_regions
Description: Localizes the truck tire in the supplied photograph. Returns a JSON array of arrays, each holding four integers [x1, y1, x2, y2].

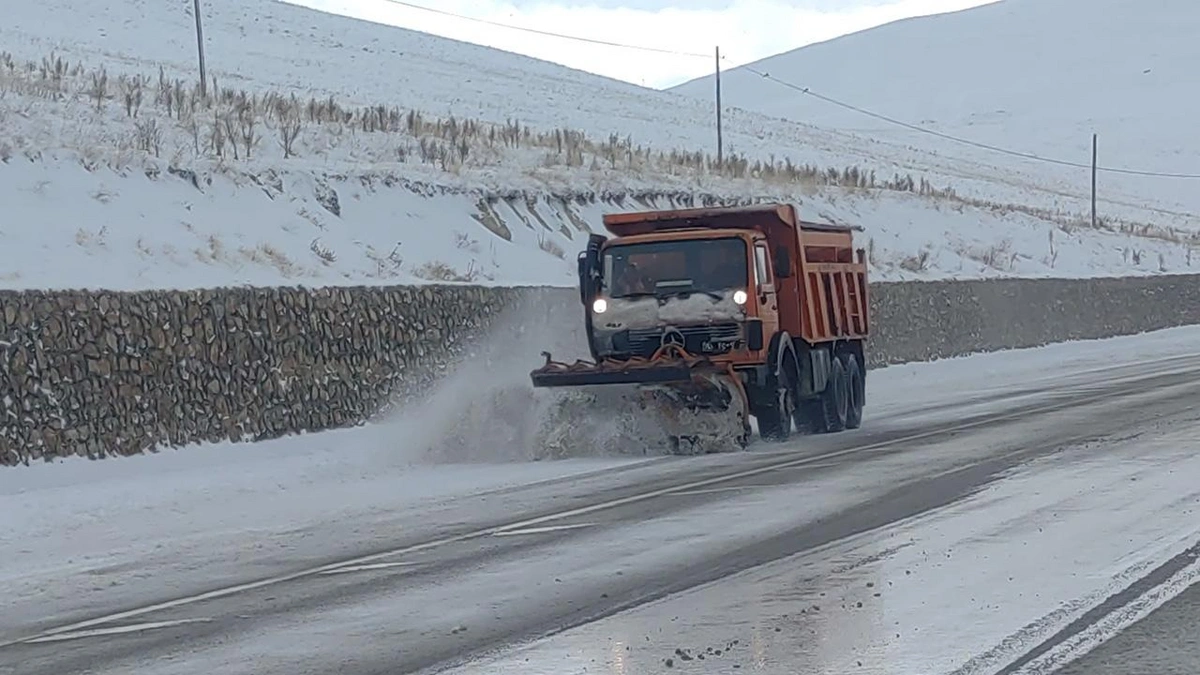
[[757, 354, 798, 442], [842, 352, 864, 430], [813, 355, 849, 433]]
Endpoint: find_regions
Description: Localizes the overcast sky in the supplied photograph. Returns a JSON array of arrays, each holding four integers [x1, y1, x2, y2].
[[285, 0, 997, 88]]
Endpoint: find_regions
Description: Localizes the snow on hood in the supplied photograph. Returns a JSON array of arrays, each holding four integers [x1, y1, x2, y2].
[[595, 292, 746, 331]]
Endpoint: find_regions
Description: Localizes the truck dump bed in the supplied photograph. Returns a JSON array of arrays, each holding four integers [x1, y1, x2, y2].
[[601, 203, 868, 347]]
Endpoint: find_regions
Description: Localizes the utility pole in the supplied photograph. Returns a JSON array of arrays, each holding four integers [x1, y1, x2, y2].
[[1091, 133, 1098, 229], [715, 45, 723, 167], [193, 0, 207, 98]]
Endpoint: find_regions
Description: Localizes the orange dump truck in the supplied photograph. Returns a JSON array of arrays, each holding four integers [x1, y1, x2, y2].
[[530, 202, 869, 453]]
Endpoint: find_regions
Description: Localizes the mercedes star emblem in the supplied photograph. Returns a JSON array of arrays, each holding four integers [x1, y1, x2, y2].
[[660, 327, 685, 348]]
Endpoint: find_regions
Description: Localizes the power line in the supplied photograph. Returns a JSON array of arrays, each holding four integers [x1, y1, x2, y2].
[[377, 0, 715, 58], [347, 2, 1200, 180], [739, 65, 1200, 179]]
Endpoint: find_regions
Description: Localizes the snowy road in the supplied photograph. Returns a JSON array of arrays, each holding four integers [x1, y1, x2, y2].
[[3, 327, 1200, 674]]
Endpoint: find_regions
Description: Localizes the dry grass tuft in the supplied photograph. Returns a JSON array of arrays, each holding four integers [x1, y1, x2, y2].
[[2, 49, 1198, 250]]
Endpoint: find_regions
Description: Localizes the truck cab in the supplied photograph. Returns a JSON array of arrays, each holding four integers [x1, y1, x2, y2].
[[582, 228, 779, 369]]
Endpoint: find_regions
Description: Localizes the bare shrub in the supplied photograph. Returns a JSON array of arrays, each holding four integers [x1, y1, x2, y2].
[[899, 250, 931, 273], [238, 103, 259, 159], [310, 238, 337, 264], [276, 99, 303, 158], [209, 109, 226, 158], [119, 75, 145, 118], [366, 242, 404, 276], [87, 69, 107, 112], [134, 118, 162, 157], [414, 260, 480, 282], [959, 239, 1014, 271]]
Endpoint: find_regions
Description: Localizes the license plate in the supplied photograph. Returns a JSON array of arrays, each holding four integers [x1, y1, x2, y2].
[[702, 339, 740, 352]]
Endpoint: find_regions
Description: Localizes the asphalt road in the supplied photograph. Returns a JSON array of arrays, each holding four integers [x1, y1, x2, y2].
[[983, 535, 1200, 675], [5, 353, 1200, 675], [1054, 576, 1200, 675]]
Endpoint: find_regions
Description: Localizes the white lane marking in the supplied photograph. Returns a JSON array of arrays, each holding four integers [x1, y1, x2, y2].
[[7, 364, 1198, 649], [22, 618, 212, 644], [1006, 554, 1200, 675], [668, 485, 776, 496], [492, 523, 595, 537], [795, 461, 845, 469], [317, 561, 420, 575]]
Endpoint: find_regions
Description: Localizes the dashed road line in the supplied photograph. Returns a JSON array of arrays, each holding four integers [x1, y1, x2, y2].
[[22, 619, 213, 644], [318, 561, 421, 575], [666, 485, 777, 496], [491, 523, 596, 537]]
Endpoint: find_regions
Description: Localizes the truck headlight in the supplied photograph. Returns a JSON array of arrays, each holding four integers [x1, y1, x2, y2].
[[732, 289, 748, 305], [592, 297, 608, 313]]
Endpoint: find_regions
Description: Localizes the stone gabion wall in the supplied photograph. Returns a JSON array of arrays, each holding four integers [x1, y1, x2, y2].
[[3, 274, 1200, 466], [0, 285, 573, 465], [865, 274, 1200, 367]]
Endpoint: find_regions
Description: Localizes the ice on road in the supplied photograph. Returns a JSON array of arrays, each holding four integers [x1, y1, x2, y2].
[[448, 421, 1200, 675], [3, 325, 1200, 674]]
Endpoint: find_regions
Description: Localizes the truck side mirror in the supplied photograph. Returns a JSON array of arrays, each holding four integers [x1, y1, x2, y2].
[[578, 233, 606, 304], [773, 246, 792, 278], [577, 253, 591, 305]]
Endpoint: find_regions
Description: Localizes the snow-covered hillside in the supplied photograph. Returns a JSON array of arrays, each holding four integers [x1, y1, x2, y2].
[[671, 0, 1200, 218], [0, 0, 1197, 290]]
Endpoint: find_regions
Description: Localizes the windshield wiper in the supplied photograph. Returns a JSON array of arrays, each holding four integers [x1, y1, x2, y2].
[[663, 289, 724, 301], [614, 289, 725, 301]]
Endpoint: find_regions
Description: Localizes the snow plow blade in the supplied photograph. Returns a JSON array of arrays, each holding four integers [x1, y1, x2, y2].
[[529, 359, 694, 388], [529, 346, 723, 391], [528, 346, 752, 454]]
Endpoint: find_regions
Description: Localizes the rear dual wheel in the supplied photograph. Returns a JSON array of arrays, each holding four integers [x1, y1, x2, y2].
[[809, 350, 864, 433], [844, 353, 865, 430], [758, 349, 865, 440]]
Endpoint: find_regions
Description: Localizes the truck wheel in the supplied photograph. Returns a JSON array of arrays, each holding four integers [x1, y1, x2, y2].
[[814, 356, 849, 433], [842, 353, 864, 430], [757, 357, 797, 442]]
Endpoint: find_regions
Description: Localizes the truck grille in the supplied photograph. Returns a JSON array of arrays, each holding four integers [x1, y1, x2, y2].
[[615, 323, 744, 357]]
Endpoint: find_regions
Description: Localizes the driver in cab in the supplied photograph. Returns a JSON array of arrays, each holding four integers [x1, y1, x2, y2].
[[614, 255, 657, 296]]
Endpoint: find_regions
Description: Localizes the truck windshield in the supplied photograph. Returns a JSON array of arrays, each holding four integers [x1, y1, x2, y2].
[[602, 237, 748, 299]]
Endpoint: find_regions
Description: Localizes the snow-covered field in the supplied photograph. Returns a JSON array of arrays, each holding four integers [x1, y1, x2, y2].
[[1, 0, 1197, 289], [672, 0, 1200, 217]]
